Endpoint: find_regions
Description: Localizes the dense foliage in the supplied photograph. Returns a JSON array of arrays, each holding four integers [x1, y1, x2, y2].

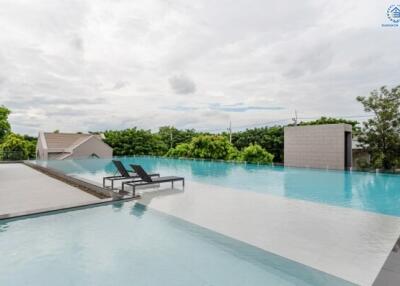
[[356, 86, 400, 169], [165, 143, 192, 157], [0, 106, 11, 142], [0, 107, 36, 160], [230, 126, 283, 162], [103, 117, 363, 164], [158, 126, 198, 149], [240, 144, 274, 164], [104, 128, 167, 156], [0, 134, 31, 160], [23, 135, 37, 158], [189, 135, 234, 160], [166, 135, 273, 164], [166, 135, 238, 160]]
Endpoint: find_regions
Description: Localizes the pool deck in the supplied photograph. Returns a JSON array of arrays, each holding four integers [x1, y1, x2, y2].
[[138, 181, 400, 286], [0, 164, 103, 218], [2, 163, 399, 285]]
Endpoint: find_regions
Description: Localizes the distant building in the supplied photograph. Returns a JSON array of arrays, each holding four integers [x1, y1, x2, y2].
[[284, 124, 352, 170], [36, 132, 113, 160]]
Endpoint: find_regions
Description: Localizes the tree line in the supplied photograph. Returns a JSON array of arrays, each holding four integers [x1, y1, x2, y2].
[[100, 85, 400, 168], [102, 117, 358, 165], [104, 126, 279, 163], [1, 85, 399, 169]]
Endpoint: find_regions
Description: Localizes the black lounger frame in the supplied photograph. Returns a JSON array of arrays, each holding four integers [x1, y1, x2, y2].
[[102, 160, 159, 189], [122, 164, 184, 195]]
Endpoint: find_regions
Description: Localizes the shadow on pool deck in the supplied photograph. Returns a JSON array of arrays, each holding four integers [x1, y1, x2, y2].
[[373, 239, 400, 286]]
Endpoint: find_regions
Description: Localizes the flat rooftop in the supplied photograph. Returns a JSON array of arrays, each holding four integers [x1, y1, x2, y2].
[[0, 164, 102, 218], [138, 181, 400, 286]]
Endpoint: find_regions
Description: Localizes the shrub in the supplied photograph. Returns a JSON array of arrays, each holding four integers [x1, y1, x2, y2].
[[189, 135, 232, 160], [227, 145, 241, 161], [231, 126, 283, 163], [165, 136, 274, 164], [355, 158, 370, 171], [240, 144, 274, 164], [0, 133, 30, 160], [166, 135, 237, 160], [165, 143, 192, 158]]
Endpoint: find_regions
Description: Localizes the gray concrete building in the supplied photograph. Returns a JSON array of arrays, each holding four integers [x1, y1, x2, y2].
[[284, 124, 352, 170], [36, 132, 113, 160]]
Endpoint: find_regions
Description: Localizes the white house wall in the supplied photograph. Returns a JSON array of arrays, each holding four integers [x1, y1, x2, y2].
[[35, 132, 48, 160], [70, 136, 113, 159]]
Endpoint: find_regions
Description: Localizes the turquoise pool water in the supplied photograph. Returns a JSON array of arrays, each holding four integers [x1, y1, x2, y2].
[[36, 156, 400, 217], [0, 202, 353, 286]]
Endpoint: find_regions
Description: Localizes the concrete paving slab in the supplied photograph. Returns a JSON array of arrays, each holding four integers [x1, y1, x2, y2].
[[0, 164, 102, 218], [138, 181, 400, 286]]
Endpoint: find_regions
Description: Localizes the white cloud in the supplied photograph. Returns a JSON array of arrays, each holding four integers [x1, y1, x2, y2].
[[0, 0, 399, 135]]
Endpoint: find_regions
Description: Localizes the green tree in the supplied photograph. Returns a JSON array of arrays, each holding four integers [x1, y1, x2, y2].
[[165, 143, 192, 157], [0, 133, 30, 160], [22, 135, 38, 158], [356, 86, 400, 169], [227, 145, 241, 161], [189, 135, 234, 160], [158, 126, 197, 149], [166, 135, 237, 160], [240, 144, 274, 164], [0, 106, 11, 142], [231, 126, 284, 162], [104, 128, 168, 156]]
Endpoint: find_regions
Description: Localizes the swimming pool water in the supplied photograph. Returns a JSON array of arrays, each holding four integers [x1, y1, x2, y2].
[[0, 202, 353, 286], [36, 156, 400, 217]]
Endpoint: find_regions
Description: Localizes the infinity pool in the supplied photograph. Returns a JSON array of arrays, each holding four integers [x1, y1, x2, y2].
[[36, 156, 400, 217], [0, 202, 353, 286]]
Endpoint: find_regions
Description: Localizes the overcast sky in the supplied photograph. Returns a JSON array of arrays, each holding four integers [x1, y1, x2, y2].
[[0, 0, 399, 135]]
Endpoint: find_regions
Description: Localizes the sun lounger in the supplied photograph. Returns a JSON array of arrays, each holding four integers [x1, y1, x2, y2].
[[121, 164, 184, 195], [102, 160, 159, 189]]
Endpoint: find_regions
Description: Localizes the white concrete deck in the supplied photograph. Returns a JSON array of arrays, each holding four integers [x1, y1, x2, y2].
[[138, 181, 400, 286], [0, 164, 102, 218]]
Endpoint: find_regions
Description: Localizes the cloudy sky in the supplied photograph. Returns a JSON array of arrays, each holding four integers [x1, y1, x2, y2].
[[0, 0, 399, 135]]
